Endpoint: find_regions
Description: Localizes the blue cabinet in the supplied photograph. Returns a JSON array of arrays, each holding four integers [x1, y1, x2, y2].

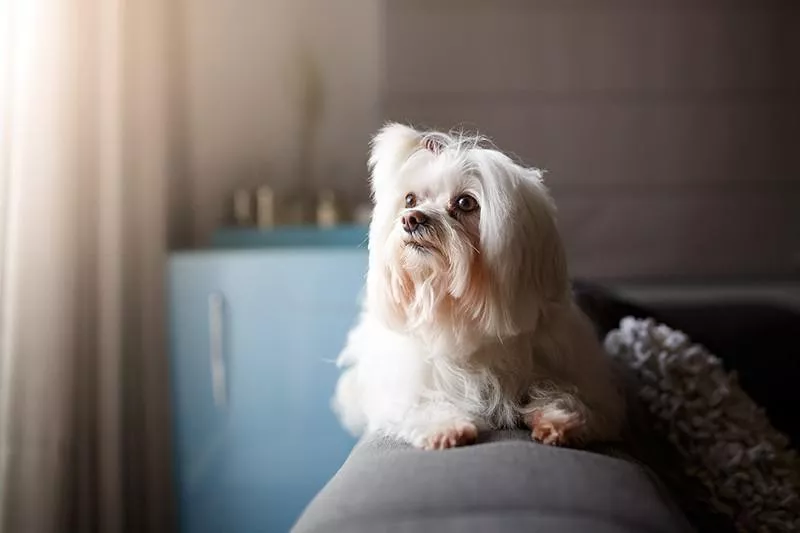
[[169, 246, 367, 533]]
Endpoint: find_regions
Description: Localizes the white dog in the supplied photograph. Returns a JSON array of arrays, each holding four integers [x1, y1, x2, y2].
[[333, 123, 624, 450]]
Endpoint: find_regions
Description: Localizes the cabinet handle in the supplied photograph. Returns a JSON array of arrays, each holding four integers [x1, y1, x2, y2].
[[208, 292, 227, 408]]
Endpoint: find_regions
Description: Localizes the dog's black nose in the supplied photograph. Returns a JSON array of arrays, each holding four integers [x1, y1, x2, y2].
[[402, 210, 427, 233]]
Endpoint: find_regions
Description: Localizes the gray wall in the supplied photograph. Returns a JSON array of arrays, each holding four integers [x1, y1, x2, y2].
[[171, 0, 799, 281], [169, 0, 381, 248], [383, 0, 799, 280]]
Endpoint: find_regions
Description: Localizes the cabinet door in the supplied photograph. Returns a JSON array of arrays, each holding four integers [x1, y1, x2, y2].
[[169, 250, 366, 533], [169, 255, 232, 533]]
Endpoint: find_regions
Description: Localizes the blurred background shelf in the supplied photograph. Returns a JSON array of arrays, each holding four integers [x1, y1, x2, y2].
[[211, 225, 369, 250]]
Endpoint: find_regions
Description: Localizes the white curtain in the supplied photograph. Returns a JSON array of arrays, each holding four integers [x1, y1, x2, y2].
[[0, 0, 174, 531]]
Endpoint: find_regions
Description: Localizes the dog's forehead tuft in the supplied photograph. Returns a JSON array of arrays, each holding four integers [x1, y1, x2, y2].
[[399, 153, 480, 199]]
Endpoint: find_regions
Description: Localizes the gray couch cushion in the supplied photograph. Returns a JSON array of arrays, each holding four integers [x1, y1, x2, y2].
[[293, 430, 694, 533]]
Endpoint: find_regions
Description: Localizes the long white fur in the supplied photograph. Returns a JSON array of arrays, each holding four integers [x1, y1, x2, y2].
[[333, 123, 624, 448]]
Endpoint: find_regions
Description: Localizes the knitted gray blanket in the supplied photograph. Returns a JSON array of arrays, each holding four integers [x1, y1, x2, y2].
[[605, 318, 800, 533]]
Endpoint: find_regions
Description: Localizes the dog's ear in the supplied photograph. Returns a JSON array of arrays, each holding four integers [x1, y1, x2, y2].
[[368, 123, 423, 196], [476, 154, 570, 335]]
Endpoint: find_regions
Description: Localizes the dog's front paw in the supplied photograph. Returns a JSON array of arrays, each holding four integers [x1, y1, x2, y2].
[[525, 409, 584, 447], [416, 422, 478, 450]]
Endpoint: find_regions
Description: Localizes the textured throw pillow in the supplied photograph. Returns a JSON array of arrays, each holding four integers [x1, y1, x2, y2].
[[605, 317, 800, 533]]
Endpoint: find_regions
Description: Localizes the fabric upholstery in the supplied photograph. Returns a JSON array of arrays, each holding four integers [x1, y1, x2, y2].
[[293, 431, 694, 533]]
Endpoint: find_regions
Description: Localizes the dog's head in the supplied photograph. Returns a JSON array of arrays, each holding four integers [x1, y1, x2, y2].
[[365, 123, 569, 343]]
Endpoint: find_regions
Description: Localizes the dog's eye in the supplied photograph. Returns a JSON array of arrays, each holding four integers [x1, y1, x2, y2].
[[455, 194, 478, 212], [404, 193, 417, 208]]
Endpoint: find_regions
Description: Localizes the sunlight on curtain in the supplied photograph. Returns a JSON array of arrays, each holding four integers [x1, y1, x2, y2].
[[0, 0, 173, 531]]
